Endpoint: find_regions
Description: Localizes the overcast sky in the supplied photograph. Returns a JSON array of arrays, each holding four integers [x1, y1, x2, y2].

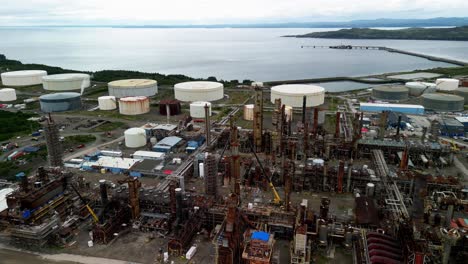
[[1, 0, 467, 25]]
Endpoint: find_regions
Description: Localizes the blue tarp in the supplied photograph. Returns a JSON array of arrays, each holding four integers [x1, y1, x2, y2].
[[251, 231, 270, 241], [23, 146, 40, 153], [130, 171, 142, 177], [16, 172, 26, 178]]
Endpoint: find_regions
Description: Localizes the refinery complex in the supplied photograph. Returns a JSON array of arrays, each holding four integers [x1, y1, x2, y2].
[[1, 68, 468, 264]]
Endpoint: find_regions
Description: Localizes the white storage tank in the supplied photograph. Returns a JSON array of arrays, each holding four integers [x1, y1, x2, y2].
[[174, 81, 224, 102], [405, 82, 436, 96], [1, 70, 47, 86], [108, 79, 158, 98], [42, 73, 90, 91], [0, 88, 17, 102], [124, 128, 147, 148], [190, 101, 211, 118], [436, 78, 459, 91], [252, 81, 264, 87], [243, 104, 254, 121], [366, 183, 375, 197], [271, 84, 325, 108], [98, 96, 117, 110], [119, 96, 150, 115]]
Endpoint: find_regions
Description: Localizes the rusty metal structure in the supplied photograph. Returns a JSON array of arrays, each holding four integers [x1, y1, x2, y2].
[[44, 114, 63, 167], [253, 87, 263, 152]]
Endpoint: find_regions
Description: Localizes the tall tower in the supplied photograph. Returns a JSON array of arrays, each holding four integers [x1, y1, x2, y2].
[[204, 153, 217, 197], [253, 87, 263, 152], [44, 115, 63, 167]]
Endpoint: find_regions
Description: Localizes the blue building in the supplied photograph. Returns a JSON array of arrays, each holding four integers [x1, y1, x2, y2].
[[360, 103, 424, 115], [153, 136, 183, 153]]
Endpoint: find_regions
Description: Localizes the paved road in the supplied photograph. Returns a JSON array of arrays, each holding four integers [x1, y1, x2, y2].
[[64, 136, 124, 161]]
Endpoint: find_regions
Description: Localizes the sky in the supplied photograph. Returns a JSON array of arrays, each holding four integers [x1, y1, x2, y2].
[[1, 0, 468, 26]]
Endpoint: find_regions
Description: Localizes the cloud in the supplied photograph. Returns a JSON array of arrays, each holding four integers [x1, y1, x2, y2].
[[0, 0, 467, 25]]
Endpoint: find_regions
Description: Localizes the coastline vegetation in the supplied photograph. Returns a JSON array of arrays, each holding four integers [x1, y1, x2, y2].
[[290, 26, 468, 41]]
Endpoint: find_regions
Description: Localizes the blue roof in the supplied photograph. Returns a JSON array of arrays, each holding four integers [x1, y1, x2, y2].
[[251, 231, 270, 241], [23, 146, 40, 153], [16, 172, 26, 177], [155, 136, 182, 148]]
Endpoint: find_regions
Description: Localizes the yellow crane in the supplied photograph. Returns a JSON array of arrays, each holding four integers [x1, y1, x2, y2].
[[250, 144, 282, 205], [71, 184, 99, 223]]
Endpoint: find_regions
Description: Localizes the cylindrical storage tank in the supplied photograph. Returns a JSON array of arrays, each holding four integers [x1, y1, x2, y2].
[[318, 224, 328, 245], [119, 96, 150, 115], [285, 106, 293, 121], [366, 183, 375, 197], [405, 82, 436, 96], [190, 101, 211, 118], [436, 78, 459, 91], [454, 88, 468, 104], [243, 104, 254, 121], [150, 137, 157, 145], [159, 100, 181, 116], [421, 93, 464, 112], [270, 84, 325, 107], [1, 70, 47, 86], [124, 127, 147, 148], [98, 96, 117, 110], [108, 79, 158, 98], [42, 73, 90, 91], [252, 81, 264, 87], [39, 92, 81, 112], [0, 88, 17, 102], [372, 85, 409, 101], [174, 81, 224, 102]]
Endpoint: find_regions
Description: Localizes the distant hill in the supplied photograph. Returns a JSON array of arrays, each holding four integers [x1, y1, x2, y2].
[[288, 26, 468, 41], [111, 17, 468, 28]]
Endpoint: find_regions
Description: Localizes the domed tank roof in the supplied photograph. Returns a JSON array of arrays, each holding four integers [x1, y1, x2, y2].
[[40, 92, 81, 101]]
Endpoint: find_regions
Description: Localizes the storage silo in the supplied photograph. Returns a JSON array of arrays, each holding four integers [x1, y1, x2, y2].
[[42, 73, 90, 91], [108, 79, 158, 98], [39, 92, 81, 112], [436, 78, 459, 91], [252, 81, 264, 87], [0, 88, 17, 102], [124, 128, 147, 148], [174, 81, 224, 102], [405, 82, 437, 96], [98, 96, 117, 110], [454, 88, 468, 104], [421, 93, 464, 112], [285, 106, 293, 121], [270, 84, 325, 108], [372, 85, 409, 101], [119, 96, 150, 115], [159, 100, 181, 116], [190, 101, 211, 118], [243, 104, 254, 121], [1, 70, 47, 86]]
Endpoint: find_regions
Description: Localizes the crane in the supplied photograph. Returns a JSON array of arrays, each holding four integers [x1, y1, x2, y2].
[[71, 184, 99, 223], [249, 142, 282, 205]]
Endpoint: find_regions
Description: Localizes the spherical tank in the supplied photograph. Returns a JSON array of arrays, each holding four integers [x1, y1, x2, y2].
[[190, 101, 211, 118], [174, 81, 224, 102], [39, 92, 81, 113], [0, 88, 17, 102], [42, 73, 90, 91], [270, 84, 325, 108], [454, 87, 468, 104], [421, 93, 464, 112], [108, 79, 158, 98], [98, 96, 117, 110], [159, 100, 181, 116], [243, 104, 254, 121], [124, 128, 147, 148], [436, 78, 459, 91], [1, 70, 47, 86], [372, 85, 409, 101], [405, 82, 436, 96], [119, 96, 150, 115]]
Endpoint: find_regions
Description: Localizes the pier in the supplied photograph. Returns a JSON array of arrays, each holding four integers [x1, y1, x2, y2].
[[301, 45, 468, 66]]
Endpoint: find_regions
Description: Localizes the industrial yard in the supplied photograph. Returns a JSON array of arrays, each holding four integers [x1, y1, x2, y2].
[[0, 63, 468, 264]]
